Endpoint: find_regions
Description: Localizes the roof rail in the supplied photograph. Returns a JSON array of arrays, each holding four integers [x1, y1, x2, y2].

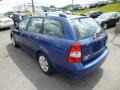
[[59, 14, 67, 18], [39, 12, 67, 18], [80, 14, 86, 16]]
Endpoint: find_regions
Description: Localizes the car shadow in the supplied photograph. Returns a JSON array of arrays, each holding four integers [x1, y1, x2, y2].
[[7, 44, 103, 90], [111, 33, 119, 42], [113, 43, 120, 48], [0, 27, 11, 31]]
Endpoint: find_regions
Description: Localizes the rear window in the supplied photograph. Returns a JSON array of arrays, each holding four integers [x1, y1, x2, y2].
[[97, 11, 103, 15], [71, 17, 104, 39]]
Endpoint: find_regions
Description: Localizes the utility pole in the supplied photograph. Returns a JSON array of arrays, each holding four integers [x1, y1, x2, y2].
[[24, 0, 26, 12], [72, 0, 74, 12], [31, 0, 35, 13]]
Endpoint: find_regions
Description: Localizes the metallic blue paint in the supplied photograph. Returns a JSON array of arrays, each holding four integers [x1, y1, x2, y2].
[[10, 15, 109, 77]]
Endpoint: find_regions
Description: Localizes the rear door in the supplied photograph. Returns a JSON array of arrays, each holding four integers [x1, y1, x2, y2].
[[38, 18, 69, 64], [22, 17, 69, 61]]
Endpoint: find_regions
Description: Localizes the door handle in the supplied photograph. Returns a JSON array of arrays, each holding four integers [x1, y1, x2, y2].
[[20, 32, 23, 35], [32, 36, 39, 39]]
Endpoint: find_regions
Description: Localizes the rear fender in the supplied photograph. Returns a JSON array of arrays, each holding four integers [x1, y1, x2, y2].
[[36, 46, 55, 68]]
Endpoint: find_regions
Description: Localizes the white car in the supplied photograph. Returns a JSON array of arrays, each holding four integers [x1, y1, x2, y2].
[[0, 15, 14, 29], [107, 0, 113, 4]]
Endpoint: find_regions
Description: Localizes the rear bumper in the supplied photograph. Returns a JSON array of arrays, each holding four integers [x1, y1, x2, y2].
[[76, 48, 108, 77], [57, 47, 109, 78]]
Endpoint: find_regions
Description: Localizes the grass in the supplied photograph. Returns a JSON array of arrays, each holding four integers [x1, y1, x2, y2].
[[74, 3, 120, 14]]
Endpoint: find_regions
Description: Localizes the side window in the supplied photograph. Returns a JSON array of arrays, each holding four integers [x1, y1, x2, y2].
[[27, 18, 43, 33], [111, 13, 117, 18], [19, 18, 29, 31], [43, 19, 64, 37]]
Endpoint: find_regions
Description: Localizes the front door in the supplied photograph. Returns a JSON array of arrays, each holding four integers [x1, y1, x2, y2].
[[22, 17, 43, 56], [13, 18, 30, 47]]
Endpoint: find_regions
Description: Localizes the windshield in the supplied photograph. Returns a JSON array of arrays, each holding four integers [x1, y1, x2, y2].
[[71, 17, 104, 39], [99, 14, 110, 19], [0, 16, 7, 19], [99, 13, 116, 19]]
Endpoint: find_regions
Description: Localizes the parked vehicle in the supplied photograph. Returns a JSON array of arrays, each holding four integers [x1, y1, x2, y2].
[[10, 14, 109, 77], [95, 12, 119, 29], [84, 4, 90, 9], [0, 15, 14, 29], [86, 10, 103, 18], [97, 0, 107, 6], [89, 2, 97, 8], [74, 4, 85, 10], [117, 12, 120, 19], [107, 0, 114, 4]]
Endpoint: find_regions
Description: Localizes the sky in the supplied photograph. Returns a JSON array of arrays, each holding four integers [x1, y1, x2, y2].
[[0, 0, 106, 13]]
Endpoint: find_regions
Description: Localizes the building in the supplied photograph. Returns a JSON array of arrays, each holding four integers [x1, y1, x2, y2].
[[13, 4, 43, 13]]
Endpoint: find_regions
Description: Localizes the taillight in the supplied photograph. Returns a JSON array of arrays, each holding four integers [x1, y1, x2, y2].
[[68, 42, 81, 63]]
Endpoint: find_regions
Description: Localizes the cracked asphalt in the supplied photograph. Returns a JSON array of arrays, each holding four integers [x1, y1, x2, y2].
[[0, 27, 120, 90]]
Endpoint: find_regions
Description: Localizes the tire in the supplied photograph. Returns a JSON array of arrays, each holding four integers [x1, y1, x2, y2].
[[102, 23, 108, 29], [38, 53, 53, 74], [11, 36, 18, 48]]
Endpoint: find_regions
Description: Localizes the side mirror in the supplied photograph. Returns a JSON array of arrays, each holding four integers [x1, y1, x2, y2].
[[14, 22, 19, 29], [15, 26, 19, 29]]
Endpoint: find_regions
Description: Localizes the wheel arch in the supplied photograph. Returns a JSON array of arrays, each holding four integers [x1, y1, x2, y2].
[[36, 49, 55, 69]]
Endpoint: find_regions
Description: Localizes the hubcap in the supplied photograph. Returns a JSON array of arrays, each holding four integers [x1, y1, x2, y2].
[[12, 37, 15, 46], [103, 23, 107, 29], [39, 56, 49, 72]]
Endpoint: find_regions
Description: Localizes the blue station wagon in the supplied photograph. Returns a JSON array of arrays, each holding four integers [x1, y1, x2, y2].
[[10, 14, 109, 77]]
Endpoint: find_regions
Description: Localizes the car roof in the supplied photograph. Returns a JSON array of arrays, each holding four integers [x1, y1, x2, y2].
[[0, 15, 7, 18], [101, 12, 118, 16], [29, 13, 88, 20]]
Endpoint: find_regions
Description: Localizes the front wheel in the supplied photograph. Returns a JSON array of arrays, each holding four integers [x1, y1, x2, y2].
[[11, 36, 18, 48], [38, 53, 53, 74]]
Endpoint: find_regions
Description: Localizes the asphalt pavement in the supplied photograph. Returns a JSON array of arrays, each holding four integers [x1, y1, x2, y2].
[[0, 27, 120, 90]]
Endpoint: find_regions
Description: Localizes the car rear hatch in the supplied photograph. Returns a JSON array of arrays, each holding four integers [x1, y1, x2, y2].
[[71, 17, 108, 63], [79, 32, 107, 63]]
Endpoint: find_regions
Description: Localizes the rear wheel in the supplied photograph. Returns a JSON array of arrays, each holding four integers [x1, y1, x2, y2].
[[38, 53, 53, 74], [102, 23, 108, 29]]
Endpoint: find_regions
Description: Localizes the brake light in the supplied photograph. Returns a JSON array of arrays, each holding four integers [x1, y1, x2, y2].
[[68, 42, 81, 63]]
